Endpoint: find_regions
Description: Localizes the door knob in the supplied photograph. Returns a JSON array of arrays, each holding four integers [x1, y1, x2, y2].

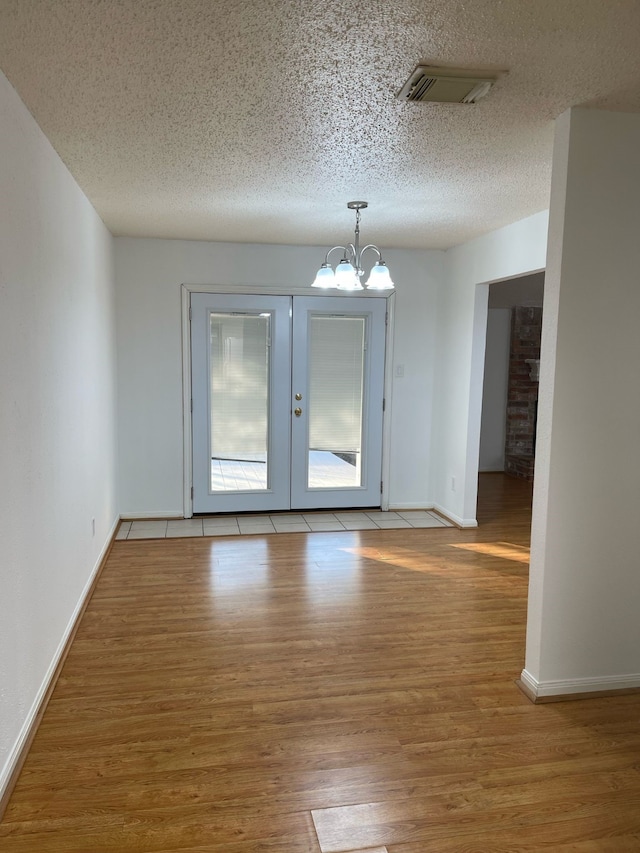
[[295, 393, 302, 401], [294, 407, 302, 417]]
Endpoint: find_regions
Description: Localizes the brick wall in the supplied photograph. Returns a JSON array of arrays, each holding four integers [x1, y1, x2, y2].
[[504, 306, 542, 481]]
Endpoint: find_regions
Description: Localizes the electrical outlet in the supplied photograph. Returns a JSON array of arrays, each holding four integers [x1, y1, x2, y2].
[[91, 517, 96, 536], [451, 476, 456, 492]]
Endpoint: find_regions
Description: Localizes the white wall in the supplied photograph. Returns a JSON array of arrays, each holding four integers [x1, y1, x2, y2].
[[479, 308, 511, 471], [114, 239, 443, 516], [0, 72, 118, 795], [433, 211, 549, 526], [524, 108, 640, 697]]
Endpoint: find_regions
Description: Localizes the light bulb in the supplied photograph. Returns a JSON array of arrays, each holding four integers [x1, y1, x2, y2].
[[335, 260, 362, 290], [312, 264, 336, 288], [365, 261, 394, 290]]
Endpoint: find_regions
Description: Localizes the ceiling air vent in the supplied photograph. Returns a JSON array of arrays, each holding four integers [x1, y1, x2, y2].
[[397, 65, 502, 104]]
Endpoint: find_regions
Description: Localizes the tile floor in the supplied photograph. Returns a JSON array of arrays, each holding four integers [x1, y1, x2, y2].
[[116, 509, 453, 540]]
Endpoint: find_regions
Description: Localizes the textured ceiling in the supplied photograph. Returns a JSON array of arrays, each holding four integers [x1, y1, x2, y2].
[[1, 0, 640, 249]]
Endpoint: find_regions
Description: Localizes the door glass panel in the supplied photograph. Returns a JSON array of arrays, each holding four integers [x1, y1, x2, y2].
[[209, 312, 270, 492], [307, 315, 365, 488]]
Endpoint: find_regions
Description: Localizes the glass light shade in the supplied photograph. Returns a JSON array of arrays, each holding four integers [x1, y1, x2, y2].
[[365, 260, 395, 290], [335, 260, 363, 290], [312, 264, 336, 288]]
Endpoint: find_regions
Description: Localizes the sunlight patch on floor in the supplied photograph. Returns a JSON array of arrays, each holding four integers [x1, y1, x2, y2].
[[344, 539, 530, 574], [343, 544, 462, 576], [450, 541, 530, 563]]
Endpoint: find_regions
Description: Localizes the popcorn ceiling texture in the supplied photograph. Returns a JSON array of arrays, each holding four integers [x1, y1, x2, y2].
[[0, 0, 639, 249]]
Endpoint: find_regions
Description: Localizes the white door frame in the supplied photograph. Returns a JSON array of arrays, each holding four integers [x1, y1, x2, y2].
[[181, 284, 395, 518]]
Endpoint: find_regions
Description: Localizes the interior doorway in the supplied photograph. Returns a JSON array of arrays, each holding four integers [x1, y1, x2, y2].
[[479, 273, 545, 481]]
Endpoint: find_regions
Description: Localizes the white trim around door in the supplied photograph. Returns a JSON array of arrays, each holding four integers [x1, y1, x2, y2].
[[181, 285, 394, 517]]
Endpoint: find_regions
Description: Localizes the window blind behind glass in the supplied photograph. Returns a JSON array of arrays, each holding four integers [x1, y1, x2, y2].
[[210, 314, 269, 461], [308, 316, 365, 453]]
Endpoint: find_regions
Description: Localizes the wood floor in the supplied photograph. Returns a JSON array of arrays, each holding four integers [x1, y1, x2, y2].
[[3, 474, 640, 851]]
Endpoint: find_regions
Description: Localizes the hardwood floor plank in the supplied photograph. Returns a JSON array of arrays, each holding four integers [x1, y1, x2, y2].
[[312, 792, 640, 851], [391, 833, 640, 852], [3, 476, 640, 851]]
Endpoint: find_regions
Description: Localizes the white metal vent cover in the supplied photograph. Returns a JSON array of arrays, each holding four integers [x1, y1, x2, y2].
[[397, 65, 504, 104]]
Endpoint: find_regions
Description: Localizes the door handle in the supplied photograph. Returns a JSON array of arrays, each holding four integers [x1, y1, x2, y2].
[[294, 407, 302, 417]]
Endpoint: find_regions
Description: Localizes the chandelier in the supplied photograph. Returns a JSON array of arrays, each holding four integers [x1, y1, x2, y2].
[[311, 201, 395, 291]]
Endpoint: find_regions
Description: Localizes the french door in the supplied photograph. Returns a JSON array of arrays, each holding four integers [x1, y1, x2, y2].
[[191, 292, 387, 513]]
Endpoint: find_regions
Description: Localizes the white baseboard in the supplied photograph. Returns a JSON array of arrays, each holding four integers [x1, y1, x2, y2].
[[120, 511, 183, 520], [520, 668, 640, 700], [0, 515, 119, 806], [433, 503, 478, 528], [388, 501, 477, 529], [388, 502, 435, 511]]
